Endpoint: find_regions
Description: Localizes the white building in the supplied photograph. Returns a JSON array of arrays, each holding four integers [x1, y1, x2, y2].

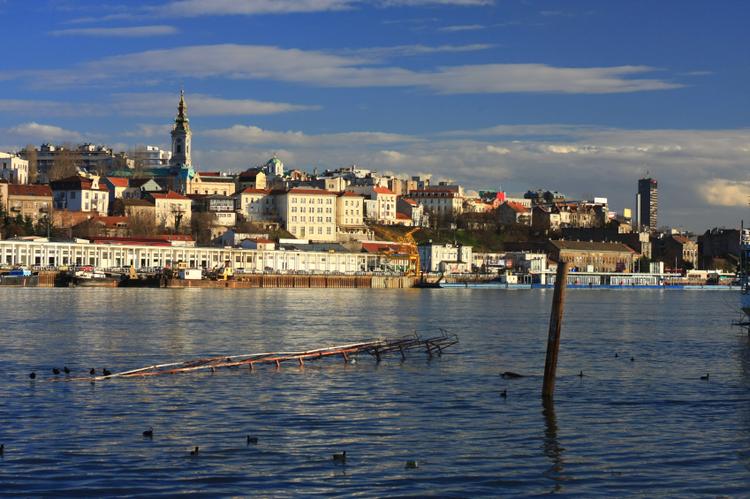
[[50, 175, 110, 215], [238, 188, 276, 222], [409, 185, 465, 220], [0, 238, 387, 274], [276, 187, 338, 242], [348, 185, 397, 224], [132, 145, 171, 167], [0, 153, 29, 184], [418, 243, 473, 273]]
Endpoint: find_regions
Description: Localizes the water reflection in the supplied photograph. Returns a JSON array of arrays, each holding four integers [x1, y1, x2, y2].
[[542, 398, 565, 493]]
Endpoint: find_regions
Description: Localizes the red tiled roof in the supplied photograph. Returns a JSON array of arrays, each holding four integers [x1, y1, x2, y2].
[[400, 197, 417, 205], [396, 212, 411, 220], [361, 241, 410, 254], [286, 187, 337, 196], [372, 186, 395, 195], [339, 191, 363, 197], [150, 191, 189, 200], [504, 201, 530, 213], [7, 184, 53, 197], [252, 238, 274, 244], [199, 171, 222, 177], [241, 187, 271, 194], [104, 176, 129, 188]]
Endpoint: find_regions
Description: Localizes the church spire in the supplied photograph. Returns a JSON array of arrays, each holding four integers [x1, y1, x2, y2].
[[170, 90, 192, 167], [174, 89, 190, 131]]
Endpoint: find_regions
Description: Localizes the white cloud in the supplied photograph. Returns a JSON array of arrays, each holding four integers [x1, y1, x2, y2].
[[155, 0, 353, 16], [702, 179, 750, 207], [49, 25, 178, 37], [5, 122, 84, 142], [438, 24, 485, 32], [153, 0, 492, 17], [122, 124, 173, 138], [343, 43, 493, 60], [0, 94, 318, 118], [486, 145, 510, 155], [113, 93, 320, 116], [27, 44, 681, 94], [203, 124, 420, 146]]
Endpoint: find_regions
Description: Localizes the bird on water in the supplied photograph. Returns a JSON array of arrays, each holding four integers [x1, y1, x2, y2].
[[630, 357, 635, 362], [0, 444, 4, 456], [52, 368, 60, 375], [102, 369, 112, 376], [332, 451, 346, 463], [190, 446, 199, 456], [500, 389, 507, 398], [247, 436, 258, 445], [405, 460, 418, 469], [700, 373, 710, 380], [29, 372, 36, 379], [89, 368, 96, 376], [143, 427, 153, 438], [578, 371, 585, 378], [63, 366, 70, 375]]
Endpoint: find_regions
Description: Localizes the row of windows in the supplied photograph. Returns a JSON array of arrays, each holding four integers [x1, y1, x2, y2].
[[291, 216, 333, 223], [291, 226, 333, 236], [291, 206, 332, 213], [291, 197, 333, 205]]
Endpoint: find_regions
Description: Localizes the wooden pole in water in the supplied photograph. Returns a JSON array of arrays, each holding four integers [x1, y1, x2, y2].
[[542, 262, 569, 400]]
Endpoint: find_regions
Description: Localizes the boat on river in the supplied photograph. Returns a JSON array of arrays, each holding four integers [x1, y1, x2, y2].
[[71, 268, 121, 287]]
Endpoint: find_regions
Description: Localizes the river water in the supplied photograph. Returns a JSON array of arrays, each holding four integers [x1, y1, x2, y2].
[[1, 288, 749, 497]]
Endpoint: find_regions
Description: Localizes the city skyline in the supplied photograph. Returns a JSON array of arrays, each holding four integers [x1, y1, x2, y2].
[[0, 0, 748, 230]]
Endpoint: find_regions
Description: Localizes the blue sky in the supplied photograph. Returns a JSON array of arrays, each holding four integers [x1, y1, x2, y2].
[[0, 0, 749, 230]]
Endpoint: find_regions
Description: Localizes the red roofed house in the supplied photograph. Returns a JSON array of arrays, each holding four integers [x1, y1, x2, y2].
[[348, 185, 397, 224], [336, 191, 366, 233], [50, 175, 110, 215], [101, 176, 130, 209], [6, 184, 53, 223], [497, 201, 532, 226]]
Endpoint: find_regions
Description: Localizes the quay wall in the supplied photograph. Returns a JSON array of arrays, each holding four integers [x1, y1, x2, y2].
[[166, 275, 415, 289]]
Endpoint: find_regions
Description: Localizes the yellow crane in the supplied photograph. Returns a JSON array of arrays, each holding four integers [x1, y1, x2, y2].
[[397, 227, 421, 277]]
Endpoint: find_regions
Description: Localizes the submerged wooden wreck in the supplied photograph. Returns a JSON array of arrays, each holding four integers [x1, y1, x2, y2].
[[65, 331, 459, 382]]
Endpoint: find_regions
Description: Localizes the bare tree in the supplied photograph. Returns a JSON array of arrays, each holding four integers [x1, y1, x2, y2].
[[48, 147, 80, 181], [191, 211, 218, 245], [23, 145, 38, 184], [128, 211, 158, 236]]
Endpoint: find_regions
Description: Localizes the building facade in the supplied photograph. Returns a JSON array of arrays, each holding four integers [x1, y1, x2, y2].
[[637, 177, 658, 232], [50, 175, 110, 215], [0, 153, 29, 184], [276, 188, 338, 242], [6, 185, 53, 223]]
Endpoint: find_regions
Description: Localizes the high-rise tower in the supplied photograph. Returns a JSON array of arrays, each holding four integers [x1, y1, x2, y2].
[[636, 177, 658, 232], [170, 90, 192, 167]]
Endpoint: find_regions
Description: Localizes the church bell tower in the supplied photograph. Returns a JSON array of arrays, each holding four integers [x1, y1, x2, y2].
[[170, 90, 192, 167]]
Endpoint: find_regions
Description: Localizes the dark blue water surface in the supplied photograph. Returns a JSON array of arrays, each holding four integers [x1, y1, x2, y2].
[[1, 288, 750, 497]]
